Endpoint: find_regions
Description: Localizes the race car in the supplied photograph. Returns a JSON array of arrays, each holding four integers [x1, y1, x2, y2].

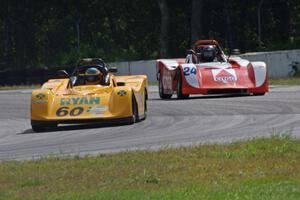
[[31, 58, 148, 132], [156, 40, 268, 99]]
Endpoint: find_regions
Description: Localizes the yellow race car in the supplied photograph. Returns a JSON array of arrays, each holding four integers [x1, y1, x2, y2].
[[31, 58, 148, 132]]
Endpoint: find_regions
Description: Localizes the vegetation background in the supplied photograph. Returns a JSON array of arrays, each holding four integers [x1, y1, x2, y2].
[[0, 0, 300, 70]]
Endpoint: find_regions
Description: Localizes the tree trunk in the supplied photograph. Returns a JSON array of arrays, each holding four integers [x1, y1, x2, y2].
[[3, 2, 13, 68], [191, 0, 203, 44], [158, 0, 169, 58], [257, 0, 264, 47], [224, 1, 234, 49]]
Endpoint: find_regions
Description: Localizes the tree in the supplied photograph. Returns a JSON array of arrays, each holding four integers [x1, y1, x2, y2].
[[190, 0, 203, 44], [158, 0, 170, 58]]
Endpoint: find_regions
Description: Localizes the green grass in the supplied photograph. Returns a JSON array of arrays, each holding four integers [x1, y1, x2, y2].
[[0, 84, 41, 90], [269, 78, 300, 85], [1, 134, 300, 199]]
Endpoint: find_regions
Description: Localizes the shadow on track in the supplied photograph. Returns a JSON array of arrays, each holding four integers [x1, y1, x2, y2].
[[18, 122, 132, 135], [150, 93, 251, 101]]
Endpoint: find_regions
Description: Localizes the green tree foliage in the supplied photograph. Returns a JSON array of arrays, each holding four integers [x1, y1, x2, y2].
[[0, 0, 299, 70]]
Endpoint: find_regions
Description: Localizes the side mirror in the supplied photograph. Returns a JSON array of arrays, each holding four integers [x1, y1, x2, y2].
[[232, 49, 240, 55], [108, 67, 117, 73], [186, 49, 195, 55], [58, 70, 73, 88], [58, 70, 70, 78]]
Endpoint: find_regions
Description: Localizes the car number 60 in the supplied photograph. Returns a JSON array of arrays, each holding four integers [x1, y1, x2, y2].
[[56, 106, 84, 117]]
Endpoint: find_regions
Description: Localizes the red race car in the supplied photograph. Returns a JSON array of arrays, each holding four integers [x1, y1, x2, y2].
[[156, 40, 269, 99]]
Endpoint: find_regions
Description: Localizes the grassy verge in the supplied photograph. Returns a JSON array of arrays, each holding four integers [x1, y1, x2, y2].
[[1, 134, 300, 199], [269, 78, 300, 85], [0, 85, 41, 90]]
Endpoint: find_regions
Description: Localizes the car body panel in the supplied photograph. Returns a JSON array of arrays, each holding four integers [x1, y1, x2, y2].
[[31, 61, 148, 125], [156, 40, 269, 97]]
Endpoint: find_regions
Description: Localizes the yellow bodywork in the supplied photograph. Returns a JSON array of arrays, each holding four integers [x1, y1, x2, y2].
[[31, 74, 148, 123]]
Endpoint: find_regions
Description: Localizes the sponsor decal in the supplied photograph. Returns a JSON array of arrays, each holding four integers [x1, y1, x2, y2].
[[212, 69, 237, 82], [117, 90, 127, 96], [36, 93, 46, 99], [60, 97, 100, 106], [87, 106, 108, 115], [33, 100, 48, 104]]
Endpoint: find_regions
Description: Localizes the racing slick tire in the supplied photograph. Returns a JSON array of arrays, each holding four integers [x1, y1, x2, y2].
[[158, 74, 172, 99], [176, 71, 189, 99], [142, 89, 148, 120], [132, 95, 140, 123], [31, 120, 57, 132], [253, 93, 265, 96]]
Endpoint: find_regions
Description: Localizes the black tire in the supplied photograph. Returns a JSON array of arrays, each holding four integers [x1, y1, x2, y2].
[[142, 90, 147, 120], [158, 75, 172, 99], [132, 95, 140, 123], [31, 120, 57, 132], [31, 125, 46, 132], [253, 93, 265, 96], [176, 71, 189, 99]]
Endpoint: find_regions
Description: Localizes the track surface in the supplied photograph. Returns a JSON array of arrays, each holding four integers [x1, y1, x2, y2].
[[1, 86, 300, 160]]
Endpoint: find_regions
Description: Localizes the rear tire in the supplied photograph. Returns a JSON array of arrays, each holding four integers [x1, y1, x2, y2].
[[158, 75, 172, 99], [176, 71, 189, 99]]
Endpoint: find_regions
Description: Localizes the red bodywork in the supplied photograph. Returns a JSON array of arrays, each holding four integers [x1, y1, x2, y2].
[[156, 40, 269, 98]]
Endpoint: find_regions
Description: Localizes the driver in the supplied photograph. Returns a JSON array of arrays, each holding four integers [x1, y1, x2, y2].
[[85, 67, 103, 85], [200, 45, 216, 62]]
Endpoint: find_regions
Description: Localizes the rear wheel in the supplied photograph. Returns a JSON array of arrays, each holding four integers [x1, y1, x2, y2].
[[176, 71, 189, 99], [158, 75, 172, 99]]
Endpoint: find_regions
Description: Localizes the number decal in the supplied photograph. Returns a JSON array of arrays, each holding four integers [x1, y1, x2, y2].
[[183, 67, 190, 76], [190, 67, 196, 75], [56, 107, 69, 117], [56, 107, 84, 117], [70, 107, 84, 116], [183, 66, 197, 76]]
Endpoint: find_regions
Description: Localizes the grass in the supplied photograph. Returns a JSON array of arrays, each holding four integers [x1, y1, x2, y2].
[[1, 134, 300, 199], [0, 84, 40, 90], [269, 78, 300, 85]]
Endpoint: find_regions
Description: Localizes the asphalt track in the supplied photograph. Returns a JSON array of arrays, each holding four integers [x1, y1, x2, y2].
[[1, 85, 300, 160]]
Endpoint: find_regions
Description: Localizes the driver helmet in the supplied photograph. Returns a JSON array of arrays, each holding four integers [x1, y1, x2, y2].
[[201, 45, 216, 62], [85, 67, 102, 85]]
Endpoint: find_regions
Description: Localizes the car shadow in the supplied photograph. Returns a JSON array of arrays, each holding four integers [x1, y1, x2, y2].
[[150, 93, 250, 101], [18, 122, 133, 135]]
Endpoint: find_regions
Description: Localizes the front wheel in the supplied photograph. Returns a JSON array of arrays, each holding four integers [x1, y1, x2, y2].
[[176, 71, 189, 99], [253, 93, 265, 96], [132, 96, 140, 123], [142, 90, 147, 120], [31, 120, 57, 132], [158, 75, 172, 99]]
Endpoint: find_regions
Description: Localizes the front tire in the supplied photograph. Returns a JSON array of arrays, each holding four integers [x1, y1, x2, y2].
[[31, 120, 57, 132], [176, 71, 189, 99], [253, 93, 265, 96], [142, 90, 147, 120], [158, 74, 172, 99], [132, 96, 140, 123]]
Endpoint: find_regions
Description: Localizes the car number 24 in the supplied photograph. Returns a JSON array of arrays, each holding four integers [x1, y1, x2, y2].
[[183, 66, 197, 76]]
